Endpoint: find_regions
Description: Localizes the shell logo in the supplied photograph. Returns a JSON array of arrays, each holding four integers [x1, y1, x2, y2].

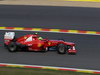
[[48, 42, 51, 45], [38, 43, 42, 47]]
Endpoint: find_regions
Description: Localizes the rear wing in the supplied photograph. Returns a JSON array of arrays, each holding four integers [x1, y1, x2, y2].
[[4, 32, 15, 40]]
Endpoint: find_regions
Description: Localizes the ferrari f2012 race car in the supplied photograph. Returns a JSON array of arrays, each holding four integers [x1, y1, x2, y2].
[[4, 32, 76, 54]]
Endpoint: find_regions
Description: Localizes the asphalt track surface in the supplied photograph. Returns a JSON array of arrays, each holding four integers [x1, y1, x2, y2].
[[0, 5, 100, 31], [0, 5, 100, 70]]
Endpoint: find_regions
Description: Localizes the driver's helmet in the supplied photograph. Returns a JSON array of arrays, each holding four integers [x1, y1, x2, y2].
[[38, 37, 43, 40], [34, 33, 38, 35], [33, 32, 38, 38]]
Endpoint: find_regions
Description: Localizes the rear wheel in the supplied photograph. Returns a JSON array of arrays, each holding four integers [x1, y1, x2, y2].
[[57, 44, 66, 54], [7, 42, 17, 52]]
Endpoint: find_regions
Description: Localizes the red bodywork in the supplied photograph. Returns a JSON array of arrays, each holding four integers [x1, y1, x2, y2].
[[4, 34, 76, 54]]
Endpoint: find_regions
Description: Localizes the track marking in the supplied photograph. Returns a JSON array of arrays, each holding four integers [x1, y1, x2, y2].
[[0, 26, 100, 35], [0, 63, 100, 74]]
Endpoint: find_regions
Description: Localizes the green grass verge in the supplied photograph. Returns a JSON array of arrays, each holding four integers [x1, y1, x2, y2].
[[0, 67, 99, 75]]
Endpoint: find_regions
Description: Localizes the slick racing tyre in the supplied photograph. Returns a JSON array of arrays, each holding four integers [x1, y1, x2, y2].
[[57, 44, 66, 54], [7, 42, 17, 52]]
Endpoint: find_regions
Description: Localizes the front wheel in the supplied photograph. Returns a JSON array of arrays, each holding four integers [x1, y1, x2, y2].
[[7, 42, 17, 52], [57, 44, 66, 54]]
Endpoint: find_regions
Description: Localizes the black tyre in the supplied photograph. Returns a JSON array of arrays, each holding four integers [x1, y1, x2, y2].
[[7, 42, 17, 52], [57, 44, 66, 54]]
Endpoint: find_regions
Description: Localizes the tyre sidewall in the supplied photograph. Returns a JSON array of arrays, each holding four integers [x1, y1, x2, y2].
[[57, 44, 66, 54], [7, 42, 17, 52]]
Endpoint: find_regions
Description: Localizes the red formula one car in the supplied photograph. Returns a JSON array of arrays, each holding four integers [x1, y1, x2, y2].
[[4, 32, 76, 54]]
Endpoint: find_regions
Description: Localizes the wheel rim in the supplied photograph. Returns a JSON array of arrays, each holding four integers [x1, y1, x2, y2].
[[59, 46, 65, 53], [9, 44, 16, 51]]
